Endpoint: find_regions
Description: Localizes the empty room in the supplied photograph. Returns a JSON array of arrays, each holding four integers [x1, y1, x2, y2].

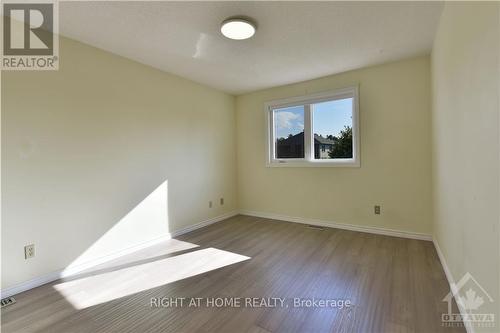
[[1, 1, 499, 332]]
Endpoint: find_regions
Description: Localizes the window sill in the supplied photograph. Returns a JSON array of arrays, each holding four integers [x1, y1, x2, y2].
[[266, 159, 360, 168]]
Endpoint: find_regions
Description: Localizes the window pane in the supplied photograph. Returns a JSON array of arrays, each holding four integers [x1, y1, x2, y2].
[[274, 105, 305, 159], [312, 98, 353, 159]]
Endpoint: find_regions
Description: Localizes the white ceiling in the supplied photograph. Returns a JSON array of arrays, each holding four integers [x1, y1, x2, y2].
[[59, 1, 443, 95]]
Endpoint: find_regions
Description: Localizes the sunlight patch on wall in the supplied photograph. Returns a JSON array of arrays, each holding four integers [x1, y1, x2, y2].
[[61, 180, 170, 276], [54, 247, 250, 309]]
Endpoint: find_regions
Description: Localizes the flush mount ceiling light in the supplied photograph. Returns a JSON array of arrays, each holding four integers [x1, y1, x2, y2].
[[220, 17, 256, 40]]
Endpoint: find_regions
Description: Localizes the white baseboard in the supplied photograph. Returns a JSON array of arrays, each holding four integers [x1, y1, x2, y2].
[[0, 270, 62, 300], [432, 237, 456, 295], [60, 234, 173, 278], [170, 210, 238, 237], [239, 210, 432, 241], [0, 210, 238, 299], [432, 237, 474, 333]]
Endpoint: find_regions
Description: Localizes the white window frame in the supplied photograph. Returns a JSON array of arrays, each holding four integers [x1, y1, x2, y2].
[[265, 86, 360, 167]]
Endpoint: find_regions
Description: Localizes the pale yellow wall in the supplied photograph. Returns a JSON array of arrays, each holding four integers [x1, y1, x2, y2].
[[1, 37, 237, 289], [431, 3, 500, 329], [236, 56, 433, 235]]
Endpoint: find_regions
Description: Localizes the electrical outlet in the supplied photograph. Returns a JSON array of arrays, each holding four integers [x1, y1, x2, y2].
[[24, 244, 35, 259], [209, 201, 213, 208], [220, 198, 224, 205], [374, 205, 381, 215]]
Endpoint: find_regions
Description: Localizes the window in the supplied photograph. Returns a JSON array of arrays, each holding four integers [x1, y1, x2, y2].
[[273, 105, 305, 159], [265, 86, 359, 167]]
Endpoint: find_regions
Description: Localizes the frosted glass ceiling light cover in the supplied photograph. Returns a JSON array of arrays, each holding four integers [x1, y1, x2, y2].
[[221, 18, 256, 40]]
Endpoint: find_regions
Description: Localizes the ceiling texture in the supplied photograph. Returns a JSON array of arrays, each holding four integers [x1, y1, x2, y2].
[[60, 1, 443, 95]]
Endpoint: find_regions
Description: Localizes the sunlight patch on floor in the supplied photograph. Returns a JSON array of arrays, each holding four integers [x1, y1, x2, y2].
[[54, 247, 250, 309], [64, 238, 200, 278]]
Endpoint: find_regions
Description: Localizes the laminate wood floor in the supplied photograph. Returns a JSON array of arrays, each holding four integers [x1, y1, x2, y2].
[[1, 215, 465, 333]]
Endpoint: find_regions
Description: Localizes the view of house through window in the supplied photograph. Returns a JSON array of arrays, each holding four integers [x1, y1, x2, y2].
[[274, 105, 305, 158], [312, 98, 353, 159], [268, 87, 358, 166]]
